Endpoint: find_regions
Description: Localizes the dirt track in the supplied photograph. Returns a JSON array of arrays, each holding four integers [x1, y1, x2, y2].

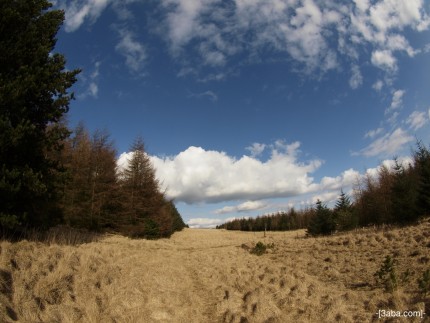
[[1, 224, 429, 322]]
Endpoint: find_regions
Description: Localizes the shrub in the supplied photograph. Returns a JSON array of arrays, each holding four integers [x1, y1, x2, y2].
[[374, 255, 398, 292], [251, 242, 267, 256], [374, 255, 411, 293]]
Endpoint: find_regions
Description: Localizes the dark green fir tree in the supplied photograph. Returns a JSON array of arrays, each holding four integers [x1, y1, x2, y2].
[[0, 0, 80, 230]]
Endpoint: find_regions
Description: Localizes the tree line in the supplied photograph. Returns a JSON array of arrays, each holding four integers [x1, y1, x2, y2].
[[59, 123, 186, 238], [216, 207, 315, 231], [217, 141, 430, 236], [0, 0, 185, 239]]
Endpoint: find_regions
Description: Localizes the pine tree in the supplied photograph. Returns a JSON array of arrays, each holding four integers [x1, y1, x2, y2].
[[414, 141, 430, 217], [119, 136, 166, 237], [334, 190, 358, 231], [307, 200, 335, 236], [391, 158, 418, 224], [0, 0, 80, 230]]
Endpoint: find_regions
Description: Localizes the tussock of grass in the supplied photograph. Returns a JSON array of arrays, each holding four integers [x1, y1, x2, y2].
[[0, 220, 429, 322]]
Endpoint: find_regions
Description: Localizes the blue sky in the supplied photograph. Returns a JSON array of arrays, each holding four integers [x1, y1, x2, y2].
[[54, 0, 430, 228]]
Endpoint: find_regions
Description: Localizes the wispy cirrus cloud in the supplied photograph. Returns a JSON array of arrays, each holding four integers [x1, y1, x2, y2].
[[406, 110, 429, 130], [77, 61, 101, 99], [187, 90, 218, 102], [387, 89, 405, 112], [353, 128, 414, 157], [115, 28, 147, 74], [364, 127, 384, 139], [59, 0, 112, 32]]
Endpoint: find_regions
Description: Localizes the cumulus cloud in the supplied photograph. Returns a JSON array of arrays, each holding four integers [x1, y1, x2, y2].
[[406, 110, 428, 130], [318, 168, 361, 192], [354, 128, 414, 157], [118, 141, 323, 204], [246, 143, 266, 157], [118, 140, 367, 208], [365, 156, 414, 179], [149, 142, 323, 204]]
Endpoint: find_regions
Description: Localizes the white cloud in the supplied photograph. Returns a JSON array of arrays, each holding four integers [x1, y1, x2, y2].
[[214, 200, 267, 215], [61, 0, 112, 32], [407, 110, 428, 130], [364, 127, 384, 139], [118, 139, 368, 207], [354, 128, 414, 157], [372, 79, 384, 91], [246, 143, 266, 157], [371, 50, 397, 72], [115, 28, 147, 73], [349, 64, 363, 89], [386, 34, 417, 57], [386, 89, 405, 114], [365, 156, 414, 179], [59, 0, 430, 81], [119, 141, 323, 204], [188, 90, 218, 102], [187, 218, 224, 228], [88, 82, 98, 97], [77, 61, 101, 99], [318, 168, 361, 191], [353, 0, 369, 13]]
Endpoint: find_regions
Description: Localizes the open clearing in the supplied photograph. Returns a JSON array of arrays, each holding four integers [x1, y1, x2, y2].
[[1, 220, 430, 322]]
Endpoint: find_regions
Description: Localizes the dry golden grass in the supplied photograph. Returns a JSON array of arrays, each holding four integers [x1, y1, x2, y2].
[[1, 219, 430, 322]]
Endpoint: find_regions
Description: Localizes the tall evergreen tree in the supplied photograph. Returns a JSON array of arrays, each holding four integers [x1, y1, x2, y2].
[[307, 200, 336, 236], [414, 141, 430, 217], [0, 0, 80, 229], [334, 190, 357, 231], [119, 136, 167, 237], [391, 158, 418, 224], [120, 137, 160, 221]]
